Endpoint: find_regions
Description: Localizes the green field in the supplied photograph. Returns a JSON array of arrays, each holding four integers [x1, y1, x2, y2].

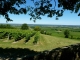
[[0, 25, 80, 52], [40, 26, 80, 39], [0, 30, 80, 51]]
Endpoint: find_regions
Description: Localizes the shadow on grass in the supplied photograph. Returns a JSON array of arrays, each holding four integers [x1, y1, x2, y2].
[[0, 43, 80, 60], [0, 47, 40, 60]]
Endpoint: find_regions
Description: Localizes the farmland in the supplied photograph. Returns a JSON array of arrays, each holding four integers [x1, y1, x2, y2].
[[40, 25, 80, 40], [0, 24, 80, 51]]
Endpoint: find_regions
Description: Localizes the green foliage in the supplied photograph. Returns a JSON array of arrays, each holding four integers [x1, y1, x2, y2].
[[33, 32, 40, 44], [34, 26, 41, 31], [0, 32, 8, 39], [30, 32, 36, 37], [0, 32, 80, 51], [25, 34, 31, 42], [40, 30, 45, 34], [77, 37, 80, 40], [21, 23, 29, 30], [25, 32, 36, 43], [40, 26, 80, 39], [0, 0, 80, 22], [64, 30, 70, 38], [13, 33, 22, 41], [0, 29, 36, 42], [0, 33, 5, 39], [0, 0, 26, 21], [40, 30, 51, 35], [28, 0, 80, 21]]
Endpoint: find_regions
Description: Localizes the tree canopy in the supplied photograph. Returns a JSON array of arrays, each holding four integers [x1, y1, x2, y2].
[[21, 23, 29, 30], [64, 29, 70, 38], [0, 0, 80, 22]]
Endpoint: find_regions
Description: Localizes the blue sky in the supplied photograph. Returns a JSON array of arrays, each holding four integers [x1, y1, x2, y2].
[[1, 10, 80, 25], [0, 0, 80, 25]]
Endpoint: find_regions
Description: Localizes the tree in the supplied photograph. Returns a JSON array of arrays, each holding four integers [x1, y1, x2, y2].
[[34, 26, 41, 31], [21, 23, 29, 30], [64, 29, 70, 38], [0, 0, 27, 22], [0, 0, 80, 22]]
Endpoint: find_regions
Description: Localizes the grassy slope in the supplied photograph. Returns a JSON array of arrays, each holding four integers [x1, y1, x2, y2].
[[0, 34, 80, 51]]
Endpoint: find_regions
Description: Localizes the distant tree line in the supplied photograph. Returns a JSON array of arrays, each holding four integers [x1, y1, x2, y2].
[[0, 24, 14, 29]]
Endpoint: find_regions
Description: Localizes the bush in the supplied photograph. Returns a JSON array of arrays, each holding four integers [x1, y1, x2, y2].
[[14, 33, 22, 41], [70, 35, 73, 39], [21, 33, 26, 38], [0, 32, 8, 39], [25, 34, 31, 42], [64, 29, 70, 38], [77, 37, 80, 40], [34, 26, 41, 31], [21, 23, 29, 30], [30, 32, 36, 37], [45, 32, 51, 35], [40, 30, 46, 34], [40, 30, 51, 35], [33, 33, 39, 44]]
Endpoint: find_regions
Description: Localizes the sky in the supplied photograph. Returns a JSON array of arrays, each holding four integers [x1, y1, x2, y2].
[[0, 0, 80, 25]]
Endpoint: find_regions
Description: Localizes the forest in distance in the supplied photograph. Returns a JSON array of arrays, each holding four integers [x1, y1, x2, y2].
[[1, 23, 80, 27]]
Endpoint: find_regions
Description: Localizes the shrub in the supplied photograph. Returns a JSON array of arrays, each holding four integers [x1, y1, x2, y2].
[[45, 32, 51, 35], [64, 29, 70, 38], [30, 32, 36, 37], [40, 30, 46, 34], [77, 37, 80, 40], [21, 33, 26, 38], [34, 26, 41, 31]]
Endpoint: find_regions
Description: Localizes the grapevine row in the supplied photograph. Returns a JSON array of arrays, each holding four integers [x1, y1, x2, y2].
[[33, 32, 40, 44], [0, 29, 36, 42]]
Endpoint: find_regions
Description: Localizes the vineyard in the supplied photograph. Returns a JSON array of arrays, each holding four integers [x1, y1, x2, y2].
[[0, 29, 80, 51], [0, 29, 40, 44]]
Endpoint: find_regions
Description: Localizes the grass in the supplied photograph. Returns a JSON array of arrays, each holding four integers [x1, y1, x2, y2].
[[70, 31, 80, 38], [0, 34, 80, 52], [41, 27, 80, 39]]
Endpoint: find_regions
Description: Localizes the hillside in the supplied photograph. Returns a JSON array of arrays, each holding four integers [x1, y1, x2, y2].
[[0, 34, 80, 51]]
